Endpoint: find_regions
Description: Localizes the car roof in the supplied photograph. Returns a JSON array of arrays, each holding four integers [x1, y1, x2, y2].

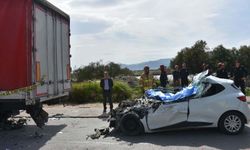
[[205, 76, 233, 85]]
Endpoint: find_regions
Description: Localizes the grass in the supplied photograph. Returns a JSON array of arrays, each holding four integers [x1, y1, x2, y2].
[[69, 80, 134, 104], [246, 87, 250, 96]]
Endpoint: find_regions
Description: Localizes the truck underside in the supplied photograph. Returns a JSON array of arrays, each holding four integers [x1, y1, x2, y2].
[[0, 100, 48, 129]]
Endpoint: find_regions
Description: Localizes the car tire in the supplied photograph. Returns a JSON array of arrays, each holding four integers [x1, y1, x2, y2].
[[218, 112, 245, 135], [120, 112, 144, 136]]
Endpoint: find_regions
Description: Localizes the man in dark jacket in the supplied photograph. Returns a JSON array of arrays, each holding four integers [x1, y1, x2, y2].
[[180, 63, 189, 87], [159, 65, 168, 88], [172, 65, 181, 87], [100, 71, 113, 113], [231, 61, 248, 94], [216, 62, 228, 79]]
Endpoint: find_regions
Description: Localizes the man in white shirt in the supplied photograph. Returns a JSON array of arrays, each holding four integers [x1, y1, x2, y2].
[[100, 71, 113, 113]]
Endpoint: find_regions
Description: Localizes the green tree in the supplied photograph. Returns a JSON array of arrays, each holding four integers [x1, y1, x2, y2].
[[72, 61, 133, 81], [171, 40, 209, 74], [210, 45, 235, 71], [238, 46, 250, 74]]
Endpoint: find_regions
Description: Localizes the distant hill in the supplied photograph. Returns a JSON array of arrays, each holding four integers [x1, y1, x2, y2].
[[121, 58, 171, 70]]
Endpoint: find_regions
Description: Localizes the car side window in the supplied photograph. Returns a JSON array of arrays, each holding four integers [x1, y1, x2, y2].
[[202, 83, 225, 97]]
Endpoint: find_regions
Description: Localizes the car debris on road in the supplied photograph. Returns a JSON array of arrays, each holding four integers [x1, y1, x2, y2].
[[86, 127, 110, 140], [0, 117, 28, 130]]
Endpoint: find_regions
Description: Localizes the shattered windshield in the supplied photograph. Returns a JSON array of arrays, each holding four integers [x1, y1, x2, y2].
[[191, 70, 208, 87], [191, 70, 209, 98]]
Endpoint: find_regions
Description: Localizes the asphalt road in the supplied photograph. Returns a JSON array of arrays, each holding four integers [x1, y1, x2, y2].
[[1, 105, 250, 150]]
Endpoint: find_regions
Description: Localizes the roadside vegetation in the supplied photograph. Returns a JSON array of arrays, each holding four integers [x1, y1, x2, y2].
[[246, 87, 250, 96], [69, 80, 143, 104]]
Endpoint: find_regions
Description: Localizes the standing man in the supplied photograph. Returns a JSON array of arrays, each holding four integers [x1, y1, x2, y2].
[[202, 63, 212, 76], [172, 65, 181, 87], [140, 66, 155, 93], [159, 65, 168, 88], [180, 63, 189, 87], [216, 62, 228, 79], [231, 61, 248, 94], [100, 71, 113, 113]]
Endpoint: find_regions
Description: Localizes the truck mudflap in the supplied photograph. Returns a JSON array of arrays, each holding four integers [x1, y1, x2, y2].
[[26, 104, 48, 128]]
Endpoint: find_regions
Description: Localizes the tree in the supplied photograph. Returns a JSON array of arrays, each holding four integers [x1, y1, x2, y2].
[[238, 46, 250, 74], [72, 61, 133, 82], [210, 45, 235, 71], [171, 40, 209, 74]]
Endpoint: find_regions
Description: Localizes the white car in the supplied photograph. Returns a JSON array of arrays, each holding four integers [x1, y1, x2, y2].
[[109, 71, 250, 135]]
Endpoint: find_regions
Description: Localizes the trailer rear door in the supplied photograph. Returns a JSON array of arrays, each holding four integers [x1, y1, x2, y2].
[[34, 3, 70, 98], [61, 21, 71, 91], [34, 5, 48, 97]]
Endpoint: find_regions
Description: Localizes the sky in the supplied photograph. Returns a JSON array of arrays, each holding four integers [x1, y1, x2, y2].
[[48, 0, 250, 68]]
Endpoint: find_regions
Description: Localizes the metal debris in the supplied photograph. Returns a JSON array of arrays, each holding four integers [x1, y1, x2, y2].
[[86, 127, 110, 140], [50, 113, 64, 120], [50, 113, 64, 118], [0, 117, 28, 130]]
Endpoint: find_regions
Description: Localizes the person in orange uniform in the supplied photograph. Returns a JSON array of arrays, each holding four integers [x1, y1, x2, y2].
[[140, 66, 155, 93]]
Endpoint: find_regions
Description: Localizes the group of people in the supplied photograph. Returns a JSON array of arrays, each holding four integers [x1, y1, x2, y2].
[[100, 60, 248, 113], [217, 61, 248, 94], [172, 63, 189, 87], [139, 61, 248, 94], [139, 63, 190, 92]]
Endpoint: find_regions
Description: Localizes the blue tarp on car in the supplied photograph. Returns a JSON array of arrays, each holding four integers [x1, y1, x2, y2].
[[145, 86, 198, 102]]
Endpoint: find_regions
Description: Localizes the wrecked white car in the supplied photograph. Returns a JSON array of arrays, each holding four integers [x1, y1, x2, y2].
[[109, 71, 250, 135]]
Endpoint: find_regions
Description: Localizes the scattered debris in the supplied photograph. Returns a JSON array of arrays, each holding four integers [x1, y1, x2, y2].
[[50, 113, 64, 118], [0, 117, 28, 130], [86, 127, 110, 140], [50, 113, 64, 120]]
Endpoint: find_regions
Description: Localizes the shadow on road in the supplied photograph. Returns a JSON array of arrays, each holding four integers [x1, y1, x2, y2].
[[0, 124, 67, 150], [109, 126, 250, 150]]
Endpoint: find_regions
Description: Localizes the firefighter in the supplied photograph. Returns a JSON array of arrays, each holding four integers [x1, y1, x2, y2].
[[231, 61, 248, 94], [140, 66, 155, 93]]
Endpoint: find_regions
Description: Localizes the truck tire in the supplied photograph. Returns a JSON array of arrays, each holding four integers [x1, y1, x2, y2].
[[120, 112, 144, 136], [218, 112, 245, 135]]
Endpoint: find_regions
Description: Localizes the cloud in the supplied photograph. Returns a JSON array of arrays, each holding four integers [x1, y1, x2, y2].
[[48, 0, 250, 67], [69, 0, 120, 8], [71, 19, 111, 34]]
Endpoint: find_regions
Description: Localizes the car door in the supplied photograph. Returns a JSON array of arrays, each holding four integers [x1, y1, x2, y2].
[[146, 101, 188, 130], [188, 83, 225, 124]]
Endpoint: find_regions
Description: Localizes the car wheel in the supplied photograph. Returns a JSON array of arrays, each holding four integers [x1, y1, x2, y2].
[[120, 112, 144, 136], [218, 112, 245, 135]]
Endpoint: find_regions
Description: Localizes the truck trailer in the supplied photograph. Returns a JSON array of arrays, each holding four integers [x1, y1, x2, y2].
[[0, 0, 71, 128]]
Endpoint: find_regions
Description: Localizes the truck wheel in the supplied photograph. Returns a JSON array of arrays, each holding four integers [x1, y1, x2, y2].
[[218, 112, 245, 135], [120, 112, 144, 136]]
